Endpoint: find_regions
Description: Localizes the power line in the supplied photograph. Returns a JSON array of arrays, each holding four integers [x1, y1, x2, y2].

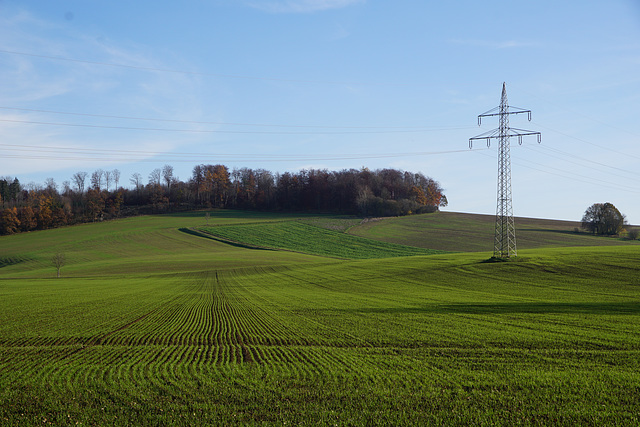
[[0, 48, 413, 87], [0, 118, 473, 135], [532, 122, 640, 161], [0, 142, 483, 162], [524, 145, 640, 180], [0, 106, 452, 130], [475, 149, 640, 194]]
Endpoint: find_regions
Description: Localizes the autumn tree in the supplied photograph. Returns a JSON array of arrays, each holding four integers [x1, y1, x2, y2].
[[36, 194, 54, 229], [581, 202, 626, 235], [0, 207, 20, 235], [410, 186, 428, 205], [149, 184, 169, 212], [204, 165, 230, 207], [18, 206, 37, 231], [85, 189, 106, 221], [105, 191, 124, 217]]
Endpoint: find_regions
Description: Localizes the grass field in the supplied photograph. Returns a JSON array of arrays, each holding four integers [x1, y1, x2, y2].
[[1, 210, 639, 425], [196, 220, 446, 258], [349, 211, 638, 252]]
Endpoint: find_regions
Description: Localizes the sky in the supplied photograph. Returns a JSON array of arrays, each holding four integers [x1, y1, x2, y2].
[[1, 0, 639, 223]]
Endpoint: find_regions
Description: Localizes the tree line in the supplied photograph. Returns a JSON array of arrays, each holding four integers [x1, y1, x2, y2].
[[0, 165, 447, 235]]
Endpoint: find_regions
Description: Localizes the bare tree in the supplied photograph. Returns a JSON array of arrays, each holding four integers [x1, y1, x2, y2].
[[91, 169, 104, 191], [130, 172, 143, 193], [26, 182, 42, 192], [162, 164, 174, 190], [44, 178, 57, 193], [104, 170, 112, 192], [62, 180, 71, 196], [52, 253, 65, 278], [72, 171, 88, 194], [149, 168, 162, 186], [113, 169, 121, 190]]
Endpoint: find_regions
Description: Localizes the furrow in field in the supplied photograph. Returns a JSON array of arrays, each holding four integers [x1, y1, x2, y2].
[[220, 269, 309, 345]]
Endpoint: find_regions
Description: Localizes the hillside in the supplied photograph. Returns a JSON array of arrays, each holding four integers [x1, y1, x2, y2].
[[348, 211, 638, 252], [1, 210, 639, 424]]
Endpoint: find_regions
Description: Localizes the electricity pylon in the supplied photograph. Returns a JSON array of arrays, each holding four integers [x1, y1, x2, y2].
[[469, 83, 541, 258]]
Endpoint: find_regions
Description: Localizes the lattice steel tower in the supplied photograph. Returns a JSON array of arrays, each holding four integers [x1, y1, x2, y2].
[[469, 83, 540, 258]]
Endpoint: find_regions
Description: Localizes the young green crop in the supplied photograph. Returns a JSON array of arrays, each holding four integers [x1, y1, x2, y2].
[[1, 211, 639, 424], [197, 221, 446, 259], [349, 211, 640, 252]]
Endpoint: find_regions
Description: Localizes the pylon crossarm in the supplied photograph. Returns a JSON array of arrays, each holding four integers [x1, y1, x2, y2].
[[477, 106, 532, 125], [469, 128, 540, 149], [469, 128, 499, 148]]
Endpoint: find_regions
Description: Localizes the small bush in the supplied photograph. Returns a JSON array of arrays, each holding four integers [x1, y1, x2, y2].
[[628, 228, 639, 240]]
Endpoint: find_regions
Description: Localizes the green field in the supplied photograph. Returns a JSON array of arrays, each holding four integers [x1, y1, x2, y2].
[[1, 211, 639, 425], [349, 211, 637, 252], [196, 220, 446, 258]]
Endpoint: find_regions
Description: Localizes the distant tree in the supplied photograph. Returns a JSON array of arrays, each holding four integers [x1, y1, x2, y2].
[[581, 202, 626, 235], [62, 180, 72, 196], [36, 194, 54, 229], [162, 164, 174, 190], [409, 185, 428, 205], [130, 173, 143, 193], [149, 184, 169, 212], [105, 191, 123, 217], [104, 170, 112, 192], [0, 207, 20, 235], [149, 168, 162, 186], [90, 169, 104, 191], [628, 228, 639, 241], [113, 169, 121, 190], [205, 165, 230, 207], [85, 189, 106, 221], [52, 253, 65, 278], [72, 171, 88, 194], [44, 178, 57, 194], [8, 178, 21, 203], [18, 206, 37, 231]]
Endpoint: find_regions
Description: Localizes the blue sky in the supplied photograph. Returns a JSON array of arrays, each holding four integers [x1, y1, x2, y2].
[[1, 0, 639, 223]]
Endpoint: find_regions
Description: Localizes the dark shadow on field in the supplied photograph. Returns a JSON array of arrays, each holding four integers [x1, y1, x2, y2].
[[161, 210, 303, 219], [522, 228, 617, 238], [178, 228, 276, 251], [0, 257, 30, 268], [344, 301, 640, 315], [522, 229, 582, 235]]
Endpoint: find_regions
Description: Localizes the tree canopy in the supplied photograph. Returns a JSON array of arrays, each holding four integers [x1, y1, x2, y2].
[[0, 166, 447, 235], [581, 202, 626, 236]]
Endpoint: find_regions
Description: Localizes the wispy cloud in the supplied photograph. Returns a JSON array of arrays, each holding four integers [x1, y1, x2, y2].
[[247, 0, 364, 14], [0, 7, 208, 178]]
